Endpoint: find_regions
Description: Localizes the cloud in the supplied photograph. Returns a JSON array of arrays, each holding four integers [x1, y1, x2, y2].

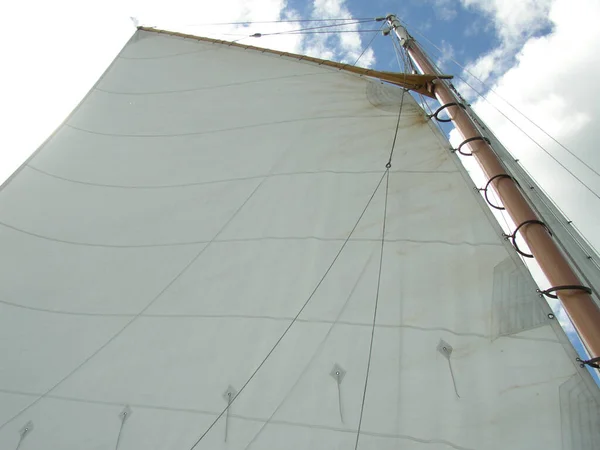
[[461, 0, 553, 43], [447, 0, 600, 364], [455, 0, 600, 252], [0, 0, 377, 184], [430, 0, 458, 21], [305, 0, 376, 66]]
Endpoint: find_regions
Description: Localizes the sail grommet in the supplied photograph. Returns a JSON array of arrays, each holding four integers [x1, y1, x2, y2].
[[503, 219, 552, 258], [222, 386, 238, 442], [385, 162, 391, 169], [330, 364, 347, 423], [576, 357, 600, 369], [478, 174, 518, 210], [452, 136, 491, 156], [16, 421, 34, 450], [537, 285, 593, 299], [429, 102, 465, 123], [547, 313, 555, 319]]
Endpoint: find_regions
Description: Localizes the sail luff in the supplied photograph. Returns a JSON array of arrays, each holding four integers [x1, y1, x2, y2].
[[387, 15, 600, 361]]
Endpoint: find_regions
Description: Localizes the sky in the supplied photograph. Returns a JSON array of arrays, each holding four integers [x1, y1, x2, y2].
[[1, 0, 599, 373]]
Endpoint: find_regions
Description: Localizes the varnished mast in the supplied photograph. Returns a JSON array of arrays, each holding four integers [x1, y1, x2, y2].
[[385, 14, 600, 362]]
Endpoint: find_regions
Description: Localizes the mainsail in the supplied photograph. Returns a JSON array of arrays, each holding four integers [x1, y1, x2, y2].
[[0, 27, 599, 449]]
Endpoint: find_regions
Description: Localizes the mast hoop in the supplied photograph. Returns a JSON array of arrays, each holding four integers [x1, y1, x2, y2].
[[478, 174, 519, 211], [537, 285, 593, 299], [429, 102, 465, 123], [452, 136, 491, 156], [503, 219, 552, 258], [576, 357, 600, 369]]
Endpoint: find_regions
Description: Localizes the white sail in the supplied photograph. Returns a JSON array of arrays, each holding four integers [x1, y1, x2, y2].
[[0, 29, 598, 450]]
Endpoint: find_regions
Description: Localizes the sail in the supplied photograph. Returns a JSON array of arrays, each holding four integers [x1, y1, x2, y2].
[[0, 29, 598, 450]]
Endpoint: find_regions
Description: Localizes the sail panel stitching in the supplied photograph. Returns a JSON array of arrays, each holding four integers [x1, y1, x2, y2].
[[0, 163, 272, 433], [26, 164, 459, 190], [0, 221, 503, 249]]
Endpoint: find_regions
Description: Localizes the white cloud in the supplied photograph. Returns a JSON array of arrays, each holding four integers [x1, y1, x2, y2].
[[430, 0, 458, 21], [307, 0, 376, 66], [456, 0, 600, 253], [447, 0, 600, 354], [0, 0, 376, 184], [461, 0, 553, 43]]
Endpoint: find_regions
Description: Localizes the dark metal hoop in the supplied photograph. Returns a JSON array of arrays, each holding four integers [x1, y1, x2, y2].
[[576, 357, 600, 369], [452, 136, 491, 156], [429, 102, 465, 123], [537, 285, 593, 299], [503, 219, 552, 258], [478, 174, 518, 210]]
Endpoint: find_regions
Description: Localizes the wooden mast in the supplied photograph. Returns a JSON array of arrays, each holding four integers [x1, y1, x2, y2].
[[385, 15, 600, 361]]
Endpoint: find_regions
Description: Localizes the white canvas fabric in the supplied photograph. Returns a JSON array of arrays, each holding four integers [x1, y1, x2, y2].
[[0, 30, 598, 450]]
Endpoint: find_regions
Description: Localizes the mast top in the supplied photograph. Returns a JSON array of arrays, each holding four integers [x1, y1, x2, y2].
[[384, 14, 411, 47]]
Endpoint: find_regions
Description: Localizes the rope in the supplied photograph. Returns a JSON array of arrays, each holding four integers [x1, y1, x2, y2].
[[187, 170, 388, 449], [355, 84, 405, 449], [354, 169, 389, 450], [185, 18, 379, 26], [247, 19, 375, 37], [386, 89, 407, 168], [240, 251, 377, 450], [352, 23, 385, 66], [219, 30, 383, 37], [115, 415, 127, 450]]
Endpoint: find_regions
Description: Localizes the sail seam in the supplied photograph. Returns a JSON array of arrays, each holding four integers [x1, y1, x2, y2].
[[25, 164, 459, 190], [63, 114, 407, 138], [0, 221, 503, 248], [0, 302, 560, 343], [94, 71, 329, 95]]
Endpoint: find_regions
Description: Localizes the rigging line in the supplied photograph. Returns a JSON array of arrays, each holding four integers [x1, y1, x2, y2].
[[387, 86, 407, 167], [270, 29, 383, 34], [385, 34, 409, 168], [187, 170, 388, 450], [185, 18, 378, 26], [453, 72, 600, 202], [241, 251, 377, 450], [115, 415, 127, 450], [394, 20, 600, 202], [354, 169, 390, 450], [0, 173, 271, 434], [390, 32, 406, 72], [250, 19, 375, 37], [398, 18, 600, 180], [221, 29, 383, 36], [352, 22, 385, 66]]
